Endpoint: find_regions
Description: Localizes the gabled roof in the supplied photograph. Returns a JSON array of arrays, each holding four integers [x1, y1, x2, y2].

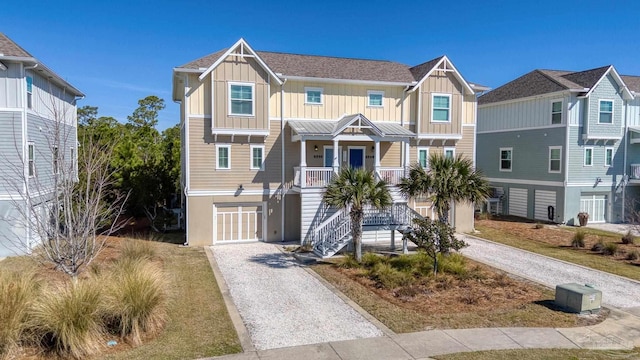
[[408, 56, 475, 95], [479, 65, 634, 105], [622, 75, 640, 94], [288, 114, 414, 139], [0, 33, 83, 97]]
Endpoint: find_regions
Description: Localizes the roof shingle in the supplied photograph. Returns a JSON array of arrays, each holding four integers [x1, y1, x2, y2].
[[0, 33, 32, 57]]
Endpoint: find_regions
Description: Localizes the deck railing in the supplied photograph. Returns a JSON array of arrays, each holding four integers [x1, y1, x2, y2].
[[293, 167, 335, 188], [376, 167, 406, 185]]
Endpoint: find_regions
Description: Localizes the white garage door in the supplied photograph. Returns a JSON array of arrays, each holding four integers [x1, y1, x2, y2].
[[508, 188, 528, 218], [580, 194, 606, 223], [534, 190, 556, 221], [214, 204, 264, 243]]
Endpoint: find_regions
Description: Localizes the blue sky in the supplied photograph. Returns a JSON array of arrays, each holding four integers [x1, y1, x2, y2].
[[4, 0, 640, 130]]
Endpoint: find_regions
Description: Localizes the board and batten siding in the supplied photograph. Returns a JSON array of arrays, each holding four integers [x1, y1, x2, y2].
[[0, 62, 23, 108], [628, 98, 640, 127], [0, 112, 23, 192], [186, 73, 211, 116], [566, 127, 623, 183], [584, 74, 624, 138], [417, 72, 463, 136], [478, 94, 570, 133], [210, 53, 270, 131], [270, 82, 410, 122], [25, 70, 76, 124]]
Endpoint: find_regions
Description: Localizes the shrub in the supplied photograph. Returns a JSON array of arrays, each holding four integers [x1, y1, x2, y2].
[[571, 230, 586, 248], [621, 231, 636, 245], [438, 253, 468, 277], [361, 252, 383, 268], [627, 250, 639, 261], [102, 258, 167, 345], [603, 242, 619, 256], [0, 271, 40, 359], [369, 263, 414, 289], [591, 238, 605, 252], [336, 254, 360, 269], [120, 238, 156, 261], [29, 281, 104, 359]]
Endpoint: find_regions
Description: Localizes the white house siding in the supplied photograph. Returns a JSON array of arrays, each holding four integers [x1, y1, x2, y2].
[[584, 74, 624, 138], [25, 70, 77, 124], [0, 62, 23, 108], [0, 200, 28, 258], [567, 95, 583, 126], [477, 94, 569, 133], [0, 111, 23, 193], [628, 98, 640, 127]]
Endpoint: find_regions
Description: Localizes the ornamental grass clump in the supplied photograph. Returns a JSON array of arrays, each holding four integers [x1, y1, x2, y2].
[[571, 230, 586, 248], [603, 242, 619, 256], [29, 281, 104, 359], [119, 238, 156, 262], [369, 262, 414, 289], [0, 271, 40, 360], [621, 231, 636, 245], [102, 257, 167, 345]]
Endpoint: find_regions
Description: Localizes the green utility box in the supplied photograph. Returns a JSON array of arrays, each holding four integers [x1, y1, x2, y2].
[[555, 283, 602, 313]]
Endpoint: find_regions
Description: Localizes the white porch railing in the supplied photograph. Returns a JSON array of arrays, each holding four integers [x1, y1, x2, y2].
[[376, 167, 406, 185], [293, 167, 335, 188], [631, 164, 640, 180]]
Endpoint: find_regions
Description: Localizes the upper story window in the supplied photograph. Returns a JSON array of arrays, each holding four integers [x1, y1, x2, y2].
[[216, 144, 231, 169], [26, 76, 33, 109], [432, 94, 451, 122], [444, 147, 455, 159], [250, 145, 265, 170], [28, 142, 35, 177], [584, 147, 593, 166], [605, 147, 613, 167], [500, 148, 512, 172], [599, 100, 613, 124], [367, 91, 384, 107], [551, 101, 562, 124], [229, 82, 254, 116], [548, 146, 562, 173], [305, 87, 323, 105], [417, 147, 429, 168]]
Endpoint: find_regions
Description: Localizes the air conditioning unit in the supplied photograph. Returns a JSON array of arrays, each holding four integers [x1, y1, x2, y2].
[[555, 283, 602, 313]]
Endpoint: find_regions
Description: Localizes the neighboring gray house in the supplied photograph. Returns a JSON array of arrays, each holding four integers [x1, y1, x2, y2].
[[477, 65, 640, 225], [0, 33, 83, 257]]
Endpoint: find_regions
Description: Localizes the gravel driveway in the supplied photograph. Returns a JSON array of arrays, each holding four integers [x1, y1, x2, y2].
[[460, 234, 640, 309], [211, 242, 382, 350]]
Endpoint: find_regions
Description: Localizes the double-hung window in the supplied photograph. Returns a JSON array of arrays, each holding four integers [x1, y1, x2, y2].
[[599, 100, 613, 124], [305, 87, 323, 105], [26, 76, 33, 109], [28, 143, 35, 177], [250, 145, 265, 170], [584, 147, 593, 166], [229, 82, 254, 116], [216, 145, 231, 170], [432, 94, 451, 122], [605, 147, 613, 167], [549, 146, 562, 173], [367, 91, 384, 107], [500, 148, 512, 171], [444, 147, 455, 159], [417, 147, 429, 168], [551, 101, 562, 124]]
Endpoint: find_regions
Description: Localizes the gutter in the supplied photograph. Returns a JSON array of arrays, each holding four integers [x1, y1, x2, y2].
[[280, 78, 287, 242]]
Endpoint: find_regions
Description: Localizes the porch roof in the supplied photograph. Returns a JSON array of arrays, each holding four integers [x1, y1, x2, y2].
[[288, 113, 415, 140]]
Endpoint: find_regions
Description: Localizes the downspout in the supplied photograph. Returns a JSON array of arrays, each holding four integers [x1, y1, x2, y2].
[[622, 99, 629, 222], [22, 62, 37, 249], [280, 78, 287, 242], [563, 95, 571, 224], [400, 85, 409, 167], [183, 73, 190, 245]]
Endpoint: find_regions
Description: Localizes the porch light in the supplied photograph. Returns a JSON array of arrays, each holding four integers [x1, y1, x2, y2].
[[371, 146, 375, 151], [314, 145, 318, 151]]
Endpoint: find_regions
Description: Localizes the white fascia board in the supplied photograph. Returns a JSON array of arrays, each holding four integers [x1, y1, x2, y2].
[[416, 133, 463, 140], [486, 177, 564, 187], [583, 66, 633, 100], [173, 67, 205, 74], [409, 56, 474, 95], [282, 75, 415, 87], [212, 129, 269, 136], [478, 90, 575, 108]]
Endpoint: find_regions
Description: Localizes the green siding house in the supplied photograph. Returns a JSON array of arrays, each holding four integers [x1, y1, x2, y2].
[[477, 66, 640, 225]]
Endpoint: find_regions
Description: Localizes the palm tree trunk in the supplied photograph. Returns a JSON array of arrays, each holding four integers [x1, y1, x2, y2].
[[350, 209, 364, 262], [438, 204, 449, 224]]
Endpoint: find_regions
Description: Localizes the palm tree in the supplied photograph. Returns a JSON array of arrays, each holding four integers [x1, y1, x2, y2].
[[399, 153, 490, 224], [323, 167, 392, 262]]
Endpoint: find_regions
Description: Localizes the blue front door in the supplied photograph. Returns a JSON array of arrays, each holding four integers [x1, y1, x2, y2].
[[349, 148, 364, 168]]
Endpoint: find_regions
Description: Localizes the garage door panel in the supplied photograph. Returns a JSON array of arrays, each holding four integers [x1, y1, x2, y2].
[[580, 195, 606, 223], [215, 205, 263, 243], [509, 188, 528, 218], [534, 190, 556, 221]]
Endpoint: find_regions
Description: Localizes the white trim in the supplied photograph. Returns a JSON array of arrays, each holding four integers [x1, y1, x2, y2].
[[567, 182, 615, 187], [189, 189, 280, 196], [270, 117, 404, 123], [188, 114, 212, 119], [431, 93, 452, 123], [548, 146, 562, 174], [228, 81, 255, 117], [367, 90, 384, 107], [462, 123, 476, 127], [409, 56, 474, 95], [0, 107, 24, 112], [417, 147, 429, 168], [278, 74, 414, 87], [304, 87, 323, 105], [443, 147, 455, 159], [583, 66, 633, 100], [27, 142, 35, 178], [479, 90, 585, 109], [487, 178, 564, 187], [605, 146, 614, 167], [347, 146, 366, 168], [477, 124, 565, 134], [597, 99, 614, 124], [215, 144, 231, 170], [250, 144, 265, 170], [583, 147, 594, 166], [212, 129, 269, 136], [499, 147, 512, 172], [416, 133, 462, 140], [550, 98, 563, 125]]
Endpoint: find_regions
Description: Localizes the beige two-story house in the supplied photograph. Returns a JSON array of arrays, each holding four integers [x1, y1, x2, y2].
[[172, 38, 486, 256]]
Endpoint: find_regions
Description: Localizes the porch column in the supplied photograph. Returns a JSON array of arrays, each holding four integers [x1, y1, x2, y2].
[[300, 140, 307, 188], [404, 141, 410, 170], [332, 138, 339, 173], [374, 139, 381, 172]]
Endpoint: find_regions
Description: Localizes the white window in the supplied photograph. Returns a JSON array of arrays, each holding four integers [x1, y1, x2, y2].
[[444, 147, 455, 159], [584, 147, 593, 166], [250, 145, 265, 170], [599, 100, 613, 124], [305, 87, 323, 105], [216, 145, 231, 169], [26, 76, 33, 109], [500, 147, 512, 172], [605, 147, 613, 167], [549, 146, 562, 173], [228, 82, 254, 116], [551, 100, 562, 124], [28, 142, 35, 177], [432, 94, 451, 122], [52, 146, 59, 174], [367, 90, 384, 107], [417, 147, 429, 168]]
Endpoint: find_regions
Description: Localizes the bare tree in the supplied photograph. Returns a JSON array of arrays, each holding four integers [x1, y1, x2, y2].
[[0, 88, 127, 278]]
